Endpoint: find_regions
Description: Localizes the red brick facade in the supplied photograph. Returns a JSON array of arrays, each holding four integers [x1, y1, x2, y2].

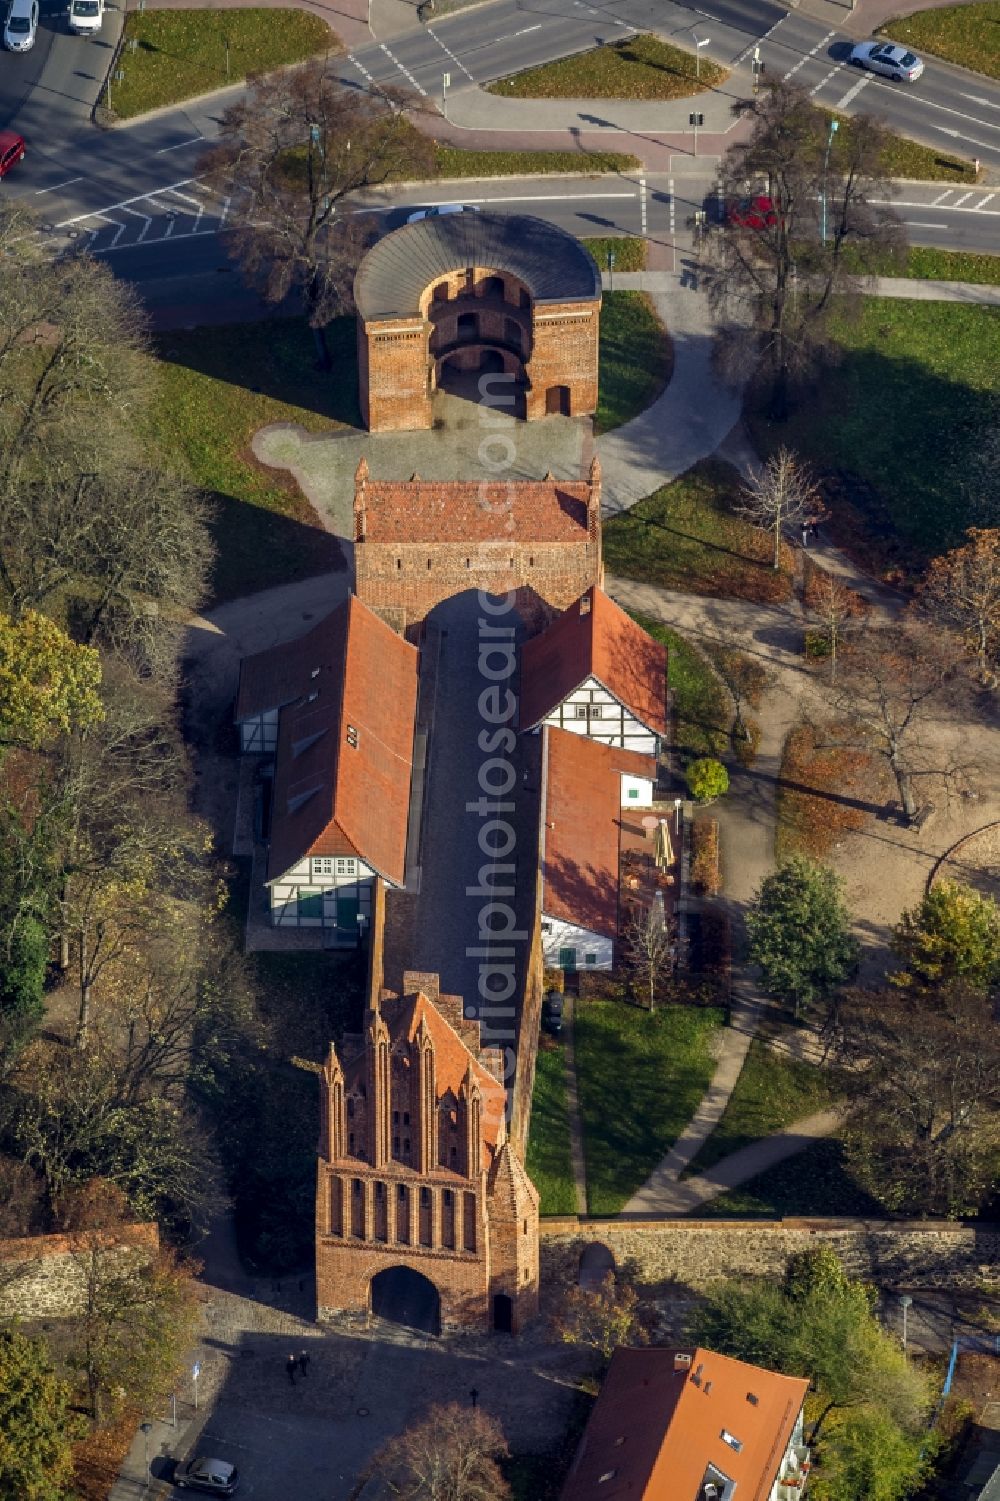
[[357, 260, 600, 432], [315, 968, 539, 1333], [353, 456, 604, 636]]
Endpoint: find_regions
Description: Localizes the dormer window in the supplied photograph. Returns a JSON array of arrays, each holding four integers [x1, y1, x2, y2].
[[580, 595, 592, 616], [346, 725, 359, 748]]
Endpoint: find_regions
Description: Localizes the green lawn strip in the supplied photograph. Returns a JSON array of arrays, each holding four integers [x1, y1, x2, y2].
[[573, 997, 724, 1214], [595, 292, 672, 435], [822, 109, 977, 182], [682, 1037, 842, 1178], [629, 614, 731, 763], [146, 318, 357, 603], [432, 146, 641, 176], [841, 242, 1000, 284], [109, 10, 335, 120], [582, 237, 647, 272], [878, 2, 1000, 81], [604, 460, 794, 603], [488, 33, 728, 101], [746, 300, 999, 559], [696, 1136, 885, 1218], [526, 1042, 578, 1217]]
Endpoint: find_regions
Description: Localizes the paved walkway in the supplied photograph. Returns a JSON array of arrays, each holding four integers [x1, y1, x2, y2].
[[603, 271, 1000, 304], [623, 1104, 848, 1215]]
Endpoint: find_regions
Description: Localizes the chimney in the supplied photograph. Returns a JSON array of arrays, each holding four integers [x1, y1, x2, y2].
[[674, 1353, 693, 1372]]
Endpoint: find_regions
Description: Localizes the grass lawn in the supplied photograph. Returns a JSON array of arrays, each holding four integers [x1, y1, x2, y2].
[[630, 614, 731, 763], [583, 237, 647, 272], [880, 2, 1000, 81], [432, 146, 641, 176], [604, 460, 795, 603], [823, 109, 978, 182], [698, 1137, 885, 1218], [573, 997, 724, 1214], [488, 33, 729, 100], [595, 292, 672, 435], [747, 300, 1000, 560], [526, 1041, 578, 1217], [147, 318, 356, 603], [898, 246, 1000, 283], [108, 10, 335, 120], [683, 1038, 842, 1177]]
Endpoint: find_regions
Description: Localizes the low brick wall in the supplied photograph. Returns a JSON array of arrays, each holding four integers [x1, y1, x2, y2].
[[0, 1224, 159, 1319], [539, 1217, 1000, 1297]]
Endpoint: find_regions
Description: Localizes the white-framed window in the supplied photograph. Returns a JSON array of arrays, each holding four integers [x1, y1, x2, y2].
[[573, 704, 588, 720], [312, 857, 335, 876], [589, 704, 603, 719], [335, 857, 357, 876]]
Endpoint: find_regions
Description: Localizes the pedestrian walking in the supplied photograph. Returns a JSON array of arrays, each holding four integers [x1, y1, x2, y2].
[[299, 1350, 311, 1378], [286, 1353, 297, 1386], [801, 522, 809, 549], [470, 1387, 479, 1410]]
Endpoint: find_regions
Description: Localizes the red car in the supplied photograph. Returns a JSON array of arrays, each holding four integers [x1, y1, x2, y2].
[[0, 130, 25, 179], [727, 193, 778, 230]]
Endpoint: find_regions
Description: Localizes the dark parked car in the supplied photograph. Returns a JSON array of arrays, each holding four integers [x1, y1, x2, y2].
[[174, 1456, 239, 1495], [0, 130, 25, 179], [542, 992, 564, 1036]]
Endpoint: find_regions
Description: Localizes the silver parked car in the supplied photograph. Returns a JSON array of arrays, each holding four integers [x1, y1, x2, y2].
[[406, 203, 480, 223], [849, 41, 924, 81], [3, 0, 38, 51], [174, 1455, 239, 1495]]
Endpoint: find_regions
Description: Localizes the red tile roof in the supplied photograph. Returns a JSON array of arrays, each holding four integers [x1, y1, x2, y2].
[[542, 728, 656, 941], [563, 1347, 809, 1501], [359, 478, 592, 544], [520, 587, 669, 738], [264, 598, 419, 886]]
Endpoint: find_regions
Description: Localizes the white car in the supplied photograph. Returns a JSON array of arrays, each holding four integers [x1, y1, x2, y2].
[[3, 0, 38, 50], [406, 203, 480, 224], [68, 0, 103, 33], [849, 41, 924, 82]]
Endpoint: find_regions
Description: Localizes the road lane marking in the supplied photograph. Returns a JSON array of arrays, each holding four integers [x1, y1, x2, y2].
[[349, 53, 376, 84], [669, 177, 675, 237], [861, 76, 1000, 141], [34, 176, 83, 195], [834, 74, 871, 110], [930, 189, 955, 205], [810, 63, 845, 97], [55, 178, 197, 226], [960, 93, 1000, 108], [902, 220, 948, 228], [426, 25, 474, 81], [640, 176, 647, 235], [155, 136, 204, 153], [975, 192, 997, 209], [950, 191, 974, 207], [120, 205, 153, 242], [932, 123, 999, 152], [873, 197, 1000, 214], [733, 15, 785, 66], [379, 42, 428, 96], [782, 30, 834, 83]]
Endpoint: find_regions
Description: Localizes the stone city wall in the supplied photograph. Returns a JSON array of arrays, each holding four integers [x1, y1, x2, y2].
[[0, 1224, 160, 1320]]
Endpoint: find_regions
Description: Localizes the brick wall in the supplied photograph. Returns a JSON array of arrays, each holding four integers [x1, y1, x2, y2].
[[539, 1217, 1000, 1304], [359, 316, 430, 433], [0, 1224, 159, 1319], [525, 302, 600, 422]]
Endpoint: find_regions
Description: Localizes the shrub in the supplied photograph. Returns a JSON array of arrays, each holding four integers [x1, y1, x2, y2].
[[733, 717, 761, 768], [691, 818, 721, 896], [686, 758, 729, 803], [805, 629, 833, 659]]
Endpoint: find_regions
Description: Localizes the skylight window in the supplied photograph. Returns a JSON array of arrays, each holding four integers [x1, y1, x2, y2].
[[720, 1429, 743, 1453]]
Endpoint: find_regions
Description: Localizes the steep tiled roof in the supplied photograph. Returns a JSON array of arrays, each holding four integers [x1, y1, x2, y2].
[[541, 728, 656, 941], [235, 611, 344, 722], [265, 597, 419, 886], [562, 1347, 809, 1501], [359, 478, 591, 545], [520, 587, 669, 738], [488, 1141, 540, 1215], [354, 212, 601, 321]]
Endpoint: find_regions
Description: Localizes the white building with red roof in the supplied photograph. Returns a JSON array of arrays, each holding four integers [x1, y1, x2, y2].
[[235, 596, 419, 936], [519, 586, 669, 755]]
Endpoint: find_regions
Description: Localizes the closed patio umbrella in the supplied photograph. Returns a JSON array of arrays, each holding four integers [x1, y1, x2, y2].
[[654, 819, 674, 870]]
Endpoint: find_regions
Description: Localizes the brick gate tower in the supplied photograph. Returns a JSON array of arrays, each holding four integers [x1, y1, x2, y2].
[[315, 967, 539, 1334]]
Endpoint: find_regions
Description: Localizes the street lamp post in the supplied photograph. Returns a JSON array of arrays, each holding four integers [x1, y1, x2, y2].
[[695, 35, 711, 79], [442, 71, 450, 119], [608, 248, 615, 293], [140, 1422, 153, 1493], [899, 1294, 913, 1354], [820, 117, 839, 245], [673, 797, 683, 836]]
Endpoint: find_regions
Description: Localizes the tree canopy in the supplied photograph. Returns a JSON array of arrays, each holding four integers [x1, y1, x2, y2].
[[891, 879, 1000, 993], [0, 1329, 81, 1501], [0, 611, 103, 748], [746, 855, 857, 1017]]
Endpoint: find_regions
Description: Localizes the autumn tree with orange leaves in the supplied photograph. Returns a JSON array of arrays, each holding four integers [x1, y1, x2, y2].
[[918, 527, 1000, 683]]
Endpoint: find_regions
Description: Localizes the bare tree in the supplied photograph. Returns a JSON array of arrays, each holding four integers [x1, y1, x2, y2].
[[831, 625, 957, 823], [704, 85, 904, 419], [918, 527, 1000, 683], [623, 903, 675, 1013], [366, 1401, 511, 1501], [740, 448, 821, 569], [200, 63, 436, 366], [804, 565, 870, 683], [835, 983, 1000, 1216]]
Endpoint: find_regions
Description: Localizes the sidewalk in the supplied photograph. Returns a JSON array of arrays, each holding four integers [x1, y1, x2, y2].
[[602, 271, 1000, 304]]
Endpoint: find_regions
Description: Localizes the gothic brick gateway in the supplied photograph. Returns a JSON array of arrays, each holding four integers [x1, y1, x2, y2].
[[354, 212, 602, 432]]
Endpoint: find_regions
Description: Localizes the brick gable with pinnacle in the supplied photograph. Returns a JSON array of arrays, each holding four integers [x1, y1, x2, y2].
[[353, 455, 604, 637]]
